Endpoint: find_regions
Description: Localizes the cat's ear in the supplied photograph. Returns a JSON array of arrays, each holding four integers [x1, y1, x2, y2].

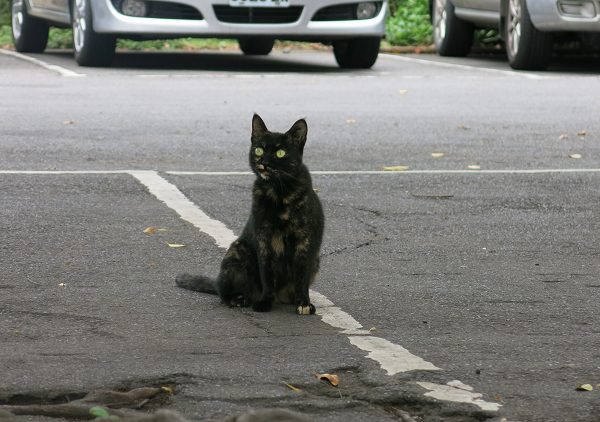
[[286, 119, 308, 148], [251, 114, 269, 143]]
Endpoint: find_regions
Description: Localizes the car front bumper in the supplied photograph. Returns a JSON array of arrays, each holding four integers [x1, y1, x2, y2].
[[91, 0, 387, 40]]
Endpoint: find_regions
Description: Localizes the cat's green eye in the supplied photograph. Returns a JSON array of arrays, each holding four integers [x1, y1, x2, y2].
[[276, 150, 286, 158], [255, 147, 264, 156]]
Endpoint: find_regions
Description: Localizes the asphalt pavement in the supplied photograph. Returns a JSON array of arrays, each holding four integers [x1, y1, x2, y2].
[[1, 47, 600, 422]]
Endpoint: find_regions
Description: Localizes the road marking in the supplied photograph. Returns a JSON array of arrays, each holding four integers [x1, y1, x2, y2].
[[0, 168, 502, 410], [0, 49, 86, 77], [169, 169, 600, 175], [380, 53, 549, 80], [417, 382, 501, 412], [129, 171, 237, 248]]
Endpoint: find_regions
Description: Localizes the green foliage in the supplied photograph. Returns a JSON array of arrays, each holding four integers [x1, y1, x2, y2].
[[0, 24, 11, 46], [0, 0, 10, 27], [385, 0, 433, 46], [47, 27, 73, 49], [116, 37, 237, 51]]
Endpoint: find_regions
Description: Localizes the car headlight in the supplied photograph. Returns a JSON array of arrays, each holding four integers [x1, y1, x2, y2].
[[121, 0, 148, 17], [356, 2, 378, 20]]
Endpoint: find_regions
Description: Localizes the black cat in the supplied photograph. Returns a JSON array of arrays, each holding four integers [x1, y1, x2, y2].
[[176, 114, 324, 315]]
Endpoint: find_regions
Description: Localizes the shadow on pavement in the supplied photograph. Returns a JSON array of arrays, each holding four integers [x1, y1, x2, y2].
[[45, 50, 350, 73]]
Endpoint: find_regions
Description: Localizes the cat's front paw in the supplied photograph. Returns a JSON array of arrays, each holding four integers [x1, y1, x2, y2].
[[252, 300, 273, 312], [296, 304, 315, 315], [230, 295, 251, 308]]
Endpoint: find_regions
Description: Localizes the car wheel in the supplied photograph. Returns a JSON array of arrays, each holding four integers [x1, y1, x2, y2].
[[11, 0, 49, 53], [432, 0, 474, 56], [72, 0, 116, 67], [333, 37, 380, 69], [238, 39, 275, 55], [504, 0, 553, 70]]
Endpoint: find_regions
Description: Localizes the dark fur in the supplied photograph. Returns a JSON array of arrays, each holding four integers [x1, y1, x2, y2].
[[176, 114, 324, 314]]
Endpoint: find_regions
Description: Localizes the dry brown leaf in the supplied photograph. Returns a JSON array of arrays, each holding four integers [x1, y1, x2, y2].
[[575, 383, 593, 391], [315, 373, 339, 387], [494, 396, 502, 402], [143, 227, 155, 233], [569, 154, 582, 159], [377, 165, 408, 171], [165, 242, 186, 248], [283, 383, 302, 392]]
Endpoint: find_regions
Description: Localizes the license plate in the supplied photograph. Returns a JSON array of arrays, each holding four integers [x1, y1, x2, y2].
[[229, 0, 290, 7]]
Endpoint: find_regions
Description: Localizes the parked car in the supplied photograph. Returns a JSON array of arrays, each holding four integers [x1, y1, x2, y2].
[[11, 0, 386, 68], [429, 0, 600, 70]]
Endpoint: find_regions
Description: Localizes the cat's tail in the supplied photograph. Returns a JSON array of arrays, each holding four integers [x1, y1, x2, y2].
[[175, 273, 218, 295]]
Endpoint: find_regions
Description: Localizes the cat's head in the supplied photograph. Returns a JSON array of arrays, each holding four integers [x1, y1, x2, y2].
[[249, 114, 308, 181]]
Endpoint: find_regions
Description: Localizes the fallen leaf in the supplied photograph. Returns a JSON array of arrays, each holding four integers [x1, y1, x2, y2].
[[575, 383, 593, 391], [559, 134, 568, 139], [494, 396, 502, 402], [377, 165, 408, 171], [63, 120, 74, 125], [150, 263, 155, 266], [468, 165, 481, 170], [283, 382, 302, 392], [430, 153, 444, 157], [578, 131, 586, 136], [165, 242, 186, 248], [399, 90, 409, 94], [569, 154, 581, 159], [59, 283, 66, 287], [346, 120, 356, 124], [143, 227, 155, 233], [161, 387, 173, 394], [369, 327, 377, 331], [157, 229, 168, 231], [458, 126, 471, 130], [15, 330, 19, 333], [315, 373, 340, 387]]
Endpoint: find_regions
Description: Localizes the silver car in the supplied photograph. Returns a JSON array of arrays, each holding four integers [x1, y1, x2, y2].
[[430, 0, 600, 70], [11, 0, 386, 67]]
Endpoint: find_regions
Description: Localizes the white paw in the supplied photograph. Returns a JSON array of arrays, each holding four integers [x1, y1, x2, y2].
[[297, 306, 311, 315]]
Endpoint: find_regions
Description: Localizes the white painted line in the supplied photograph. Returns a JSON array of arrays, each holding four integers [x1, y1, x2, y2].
[[169, 169, 600, 175], [417, 382, 501, 412], [129, 171, 237, 248], [0, 170, 130, 174], [381, 53, 549, 80], [349, 336, 441, 374], [0, 48, 86, 77], [311, 291, 373, 336]]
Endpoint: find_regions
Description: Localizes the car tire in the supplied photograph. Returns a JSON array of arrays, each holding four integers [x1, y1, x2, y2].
[[432, 0, 474, 57], [238, 39, 275, 55], [71, 0, 116, 67], [333, 37, 380, 69], [11, 0, 49, 53], [504, 0, 553, 70]]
